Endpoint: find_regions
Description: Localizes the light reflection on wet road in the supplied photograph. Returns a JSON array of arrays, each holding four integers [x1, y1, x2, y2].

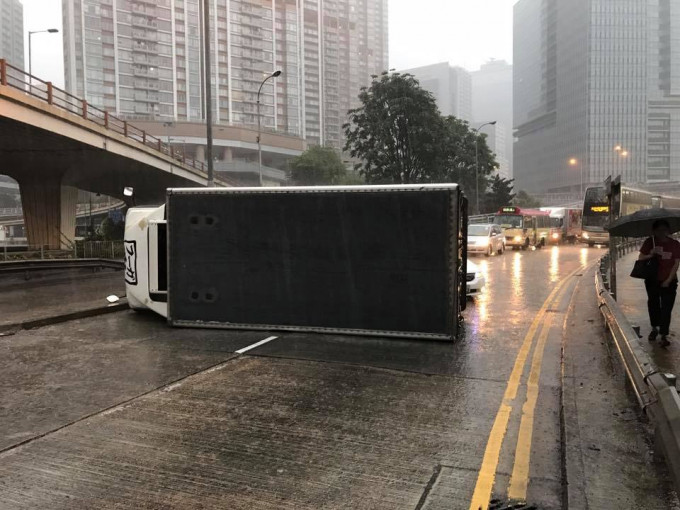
[[463, 245, 600, 358]]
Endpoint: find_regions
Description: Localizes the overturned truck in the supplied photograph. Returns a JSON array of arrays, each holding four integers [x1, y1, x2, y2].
[[124, 184, 468, 341]]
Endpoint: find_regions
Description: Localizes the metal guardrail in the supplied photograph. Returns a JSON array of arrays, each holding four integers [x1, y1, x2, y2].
[[0, 258, 124, 275], [599, 238, 644, 291], [595, 258, 680, 494], [2, 241, 124, 261], [75, 241, 125, 260], [0, 59, 207, 174]]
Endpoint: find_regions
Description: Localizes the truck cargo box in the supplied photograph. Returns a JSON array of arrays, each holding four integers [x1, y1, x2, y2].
[[125, 185, 467, 341]]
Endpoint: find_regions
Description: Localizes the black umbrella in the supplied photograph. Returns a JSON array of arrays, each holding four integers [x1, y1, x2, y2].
[[607, 208, 680, 238]]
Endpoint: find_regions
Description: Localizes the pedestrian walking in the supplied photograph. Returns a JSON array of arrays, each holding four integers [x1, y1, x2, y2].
[[638, 219, 680, 347]]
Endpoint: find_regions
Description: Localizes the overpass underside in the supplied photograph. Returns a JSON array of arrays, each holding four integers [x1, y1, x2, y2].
[[0, 117, 186, 248], [0, 88, 213, 249]]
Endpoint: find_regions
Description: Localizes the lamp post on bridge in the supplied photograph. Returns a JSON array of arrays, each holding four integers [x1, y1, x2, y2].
[[28, 28, 59, 79], [201, 0, 214, 187]]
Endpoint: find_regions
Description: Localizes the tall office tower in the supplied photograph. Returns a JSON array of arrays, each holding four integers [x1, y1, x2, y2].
[[400, 62, 472, 122], [62, 0, 388, 148], [0, 0, 24, 69], [514, 0, 680, 194], [472, 60, 513, 179]]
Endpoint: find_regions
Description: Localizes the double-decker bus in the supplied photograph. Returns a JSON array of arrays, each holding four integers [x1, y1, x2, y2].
[[657, 194, 680, 210], [493, 206, 551, 250], [581, 185, 673, 246]]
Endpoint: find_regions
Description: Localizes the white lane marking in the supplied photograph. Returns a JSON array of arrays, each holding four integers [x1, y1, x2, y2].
[[236, 336, 278, 354]]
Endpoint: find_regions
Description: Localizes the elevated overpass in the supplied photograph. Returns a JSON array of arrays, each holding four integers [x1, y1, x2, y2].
[[0, 59, 222, 249]]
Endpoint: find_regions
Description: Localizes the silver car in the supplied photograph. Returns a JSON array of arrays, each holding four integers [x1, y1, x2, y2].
[[467, 224, 505, 256]]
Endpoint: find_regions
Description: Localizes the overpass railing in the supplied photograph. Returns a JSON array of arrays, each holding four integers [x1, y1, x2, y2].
[[2, 241, 124, 261], [0, 207, 21, 217], [0, 59, 207, 175]]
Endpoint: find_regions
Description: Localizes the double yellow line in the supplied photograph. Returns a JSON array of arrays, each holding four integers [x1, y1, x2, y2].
[[468, 265, 583, 510]]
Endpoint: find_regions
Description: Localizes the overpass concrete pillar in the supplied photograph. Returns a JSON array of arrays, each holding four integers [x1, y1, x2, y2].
[[60, 186, 78, 248], [222, 147, 233, 162], [16, 171, 65, 250]]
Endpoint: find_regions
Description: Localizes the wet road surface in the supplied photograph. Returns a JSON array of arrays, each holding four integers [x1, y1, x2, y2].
[[0, 270, 124, 328], [0, 246, 677, 509]]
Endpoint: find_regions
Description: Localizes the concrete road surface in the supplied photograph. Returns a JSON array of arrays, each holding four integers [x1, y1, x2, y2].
[[0, 246, 677, 509], [0, 270, 124, 328]]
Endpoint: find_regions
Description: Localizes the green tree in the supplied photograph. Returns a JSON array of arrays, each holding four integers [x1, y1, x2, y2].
[[441, 116, 498, 201], [343, 72, 447, 184], [99, 217, 125, 240], [513, 190, 542, 208], [289, 145, 348, 185], [336, 171, 365, 185], [482, 175, 516, 213]]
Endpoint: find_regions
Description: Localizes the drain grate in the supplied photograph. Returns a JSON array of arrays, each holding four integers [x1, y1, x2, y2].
[[487, 499, 538, 510]]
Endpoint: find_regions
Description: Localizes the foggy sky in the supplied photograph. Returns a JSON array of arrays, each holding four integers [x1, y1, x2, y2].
[[21, 0, 516, 89]]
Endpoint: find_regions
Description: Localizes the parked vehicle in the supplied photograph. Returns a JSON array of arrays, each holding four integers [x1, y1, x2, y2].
[[466, 260, 485, 297], [467, 223, 505, 256]]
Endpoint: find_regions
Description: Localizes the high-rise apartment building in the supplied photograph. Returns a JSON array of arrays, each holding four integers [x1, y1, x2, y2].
[[472, 60, 513, 179], [514, 0, 680, 194], [62, 0, 388, 148], [400, 62, 472, 121], [0, 0, 24, 69]]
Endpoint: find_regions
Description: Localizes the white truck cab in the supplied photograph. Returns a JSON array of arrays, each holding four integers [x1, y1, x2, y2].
[[124, 205, 168, 318]]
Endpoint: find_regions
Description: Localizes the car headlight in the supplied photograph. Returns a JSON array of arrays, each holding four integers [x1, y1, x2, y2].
[[582, 232, 589, 239], [552, 233, 559, 239], [514, 236, 523, 242]]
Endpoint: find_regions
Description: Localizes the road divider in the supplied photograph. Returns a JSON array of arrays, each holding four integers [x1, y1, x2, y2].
[[469, 264, 584, 509], [0, 300, 128, 335]]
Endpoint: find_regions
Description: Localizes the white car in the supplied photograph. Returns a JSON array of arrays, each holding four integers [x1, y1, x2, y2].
[[467, 224, 505, 256], [466, 259, 485, 297]]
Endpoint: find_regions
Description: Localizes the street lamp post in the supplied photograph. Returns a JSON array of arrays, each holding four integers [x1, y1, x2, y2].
[[614, 144, 629, 177], [257, 70, 282, 186], [201, 0, 214, 187], [569, 157, 583, 198], [28, 28, 58, 79], [473, 121, 497, 215]]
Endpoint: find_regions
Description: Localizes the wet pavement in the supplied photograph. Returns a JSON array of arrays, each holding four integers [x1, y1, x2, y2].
[[618, 250, 680, 376], [0, 246, 677, 509], [0, 270, 124, 328]]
